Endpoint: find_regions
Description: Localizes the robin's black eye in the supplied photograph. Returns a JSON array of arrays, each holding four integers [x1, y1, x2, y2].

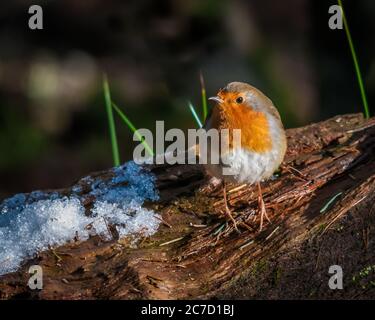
[[236, 97, 243, 104]]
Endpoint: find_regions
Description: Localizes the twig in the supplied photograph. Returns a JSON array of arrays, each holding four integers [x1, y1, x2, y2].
[[282, 165, 309, 182], [190, 223, 207, 228], [321, 195, 367, 235], [227, 184, 247, 194], [156, 216, 173, 229], [159, 237, 184, 247], [52, 249, 62, 262], [240, 240, 254, 250], [265, 226, 280, 241], [346, 121, 375, 134]]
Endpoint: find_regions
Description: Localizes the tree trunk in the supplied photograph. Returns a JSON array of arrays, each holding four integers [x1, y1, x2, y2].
[[1, 113, 375, 300]]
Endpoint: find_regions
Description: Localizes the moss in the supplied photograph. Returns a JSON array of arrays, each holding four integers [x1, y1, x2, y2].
[[335, 225, 344, 232], [250, 259, 269, 277], [273, 267, 283, 286], [176, 193, 216, 217], [352, 265, 375, 289], [308, 288, 318, 298], [314, 223, 327, 235]]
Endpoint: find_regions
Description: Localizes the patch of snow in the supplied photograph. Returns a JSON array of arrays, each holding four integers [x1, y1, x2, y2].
[[0, 161, 160, 276]]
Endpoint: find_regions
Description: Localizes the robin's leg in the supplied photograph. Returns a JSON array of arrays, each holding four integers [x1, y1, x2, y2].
[[257, 182, 270, 231], [222, 182, 239, 232]]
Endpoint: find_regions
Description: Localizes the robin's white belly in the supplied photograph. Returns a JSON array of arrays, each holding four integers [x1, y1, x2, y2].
[[204, 147, 281, 184]]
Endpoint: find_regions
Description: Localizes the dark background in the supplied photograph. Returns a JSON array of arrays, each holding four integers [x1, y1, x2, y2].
[[0, 0, 374, 199]]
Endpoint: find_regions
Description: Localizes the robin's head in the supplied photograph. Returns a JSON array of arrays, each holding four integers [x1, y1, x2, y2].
[[209, 82, 273, 114]]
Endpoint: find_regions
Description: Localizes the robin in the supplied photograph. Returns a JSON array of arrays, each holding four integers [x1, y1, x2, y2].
[[203, 82, 287, 232]]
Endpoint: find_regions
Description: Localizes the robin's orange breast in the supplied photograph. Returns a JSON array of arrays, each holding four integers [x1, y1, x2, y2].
[[210, 103, 273, 153]]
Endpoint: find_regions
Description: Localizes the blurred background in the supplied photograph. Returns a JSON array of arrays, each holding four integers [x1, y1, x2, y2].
[[0, 0, 374, 199]]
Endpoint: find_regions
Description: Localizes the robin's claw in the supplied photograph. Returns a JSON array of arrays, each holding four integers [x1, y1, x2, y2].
[[257, 182, 271, 232], [224, 202, 240, 233], [222, 182, 240, 233]]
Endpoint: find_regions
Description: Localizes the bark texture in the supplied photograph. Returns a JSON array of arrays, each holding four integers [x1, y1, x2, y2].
[[1, 113, 375, 300]]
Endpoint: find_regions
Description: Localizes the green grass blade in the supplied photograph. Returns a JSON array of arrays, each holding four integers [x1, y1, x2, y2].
[[320, 192, 342, 213], [112, 102, 154, 157], [338, 0, 370, 119], [200, 71, 208, 121], [103, 74, 120, 166], [188, 101, 203, 128]]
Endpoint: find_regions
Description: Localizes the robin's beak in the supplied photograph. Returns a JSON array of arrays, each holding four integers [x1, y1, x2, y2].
[[208, 96, 224, 104]]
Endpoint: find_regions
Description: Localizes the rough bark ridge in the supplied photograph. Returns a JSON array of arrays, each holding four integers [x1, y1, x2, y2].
[[1, 113, 375, 299]]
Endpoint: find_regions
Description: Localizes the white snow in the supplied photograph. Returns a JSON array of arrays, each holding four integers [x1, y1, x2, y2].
[[0, 161, 160, 276]]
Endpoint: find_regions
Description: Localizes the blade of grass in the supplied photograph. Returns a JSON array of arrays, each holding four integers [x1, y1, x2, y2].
[[320, 192, 342, 213], [103, 74, 120, 166], [188, 101, 203, 128], [338, 0, 370, 119], [199, 71, 208, 121], [112, 102, 154, 157]]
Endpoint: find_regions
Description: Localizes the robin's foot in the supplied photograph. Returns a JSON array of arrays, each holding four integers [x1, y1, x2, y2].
[[223, 183, 239, 233], [257, 182, 271, 232]]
